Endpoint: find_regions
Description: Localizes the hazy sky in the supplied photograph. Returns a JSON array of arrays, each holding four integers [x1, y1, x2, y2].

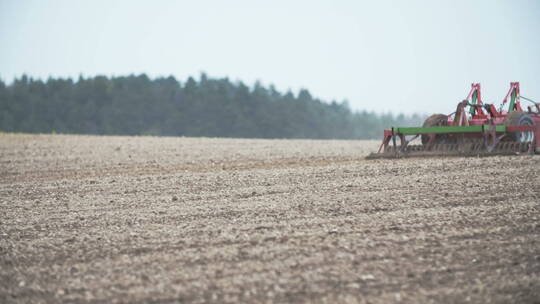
[[1, 0, 539, 114]]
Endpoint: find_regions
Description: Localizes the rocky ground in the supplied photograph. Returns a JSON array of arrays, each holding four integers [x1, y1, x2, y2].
[[1, 134, 539, 303]]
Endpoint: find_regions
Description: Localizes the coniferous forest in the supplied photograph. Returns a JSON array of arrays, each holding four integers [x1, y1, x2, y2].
[[0, 74, 424, 139]]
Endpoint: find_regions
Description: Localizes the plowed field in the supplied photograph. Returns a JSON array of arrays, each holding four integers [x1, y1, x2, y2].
[[1, 134, 539, 303]]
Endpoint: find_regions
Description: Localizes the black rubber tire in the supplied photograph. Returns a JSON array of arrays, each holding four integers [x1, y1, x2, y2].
[[503, 111, 535, 142], [421, 114, 449, 145]]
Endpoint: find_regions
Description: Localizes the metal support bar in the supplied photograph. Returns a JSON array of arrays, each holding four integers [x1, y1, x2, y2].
[[394, 125, 506, 135]]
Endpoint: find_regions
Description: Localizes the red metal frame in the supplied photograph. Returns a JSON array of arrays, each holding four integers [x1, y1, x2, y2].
[[465, 83, 487, 118], [453, 82, 539, 127], [502, 82, 523, 112]]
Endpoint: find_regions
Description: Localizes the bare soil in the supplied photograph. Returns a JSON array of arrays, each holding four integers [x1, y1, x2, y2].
[[1, 134, 539, 303]]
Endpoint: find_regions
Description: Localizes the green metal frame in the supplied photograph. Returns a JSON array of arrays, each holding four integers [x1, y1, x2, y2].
[[469, 90, 478, 116], [393, 125, 506, 135], [508, 89, 517, 112]]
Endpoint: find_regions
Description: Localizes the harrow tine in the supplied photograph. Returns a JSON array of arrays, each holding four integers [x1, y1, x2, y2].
[[367, 139, 536, 159]]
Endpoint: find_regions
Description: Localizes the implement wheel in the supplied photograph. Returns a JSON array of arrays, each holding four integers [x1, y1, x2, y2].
[[503, 111, 535, 142], [421, 114, 449, 145]]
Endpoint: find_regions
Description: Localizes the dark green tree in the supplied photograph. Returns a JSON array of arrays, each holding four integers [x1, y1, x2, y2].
[[0, 74, 424, 139]]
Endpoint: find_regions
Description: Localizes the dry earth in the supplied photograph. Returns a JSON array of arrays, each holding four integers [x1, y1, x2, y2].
[[1, 134, 539, 303]]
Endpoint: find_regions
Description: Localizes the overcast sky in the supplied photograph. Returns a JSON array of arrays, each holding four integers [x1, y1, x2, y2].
[[1, 0, 539, 114]]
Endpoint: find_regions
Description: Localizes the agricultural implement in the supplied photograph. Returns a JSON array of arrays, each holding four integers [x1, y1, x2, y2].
[[367, 82, 540, 159]]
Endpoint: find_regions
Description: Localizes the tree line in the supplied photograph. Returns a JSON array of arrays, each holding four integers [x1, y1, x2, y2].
[[0, 74, 424, 139]]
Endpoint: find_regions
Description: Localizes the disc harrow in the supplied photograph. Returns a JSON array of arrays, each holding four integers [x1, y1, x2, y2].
[[367, 82, 540, 159]]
